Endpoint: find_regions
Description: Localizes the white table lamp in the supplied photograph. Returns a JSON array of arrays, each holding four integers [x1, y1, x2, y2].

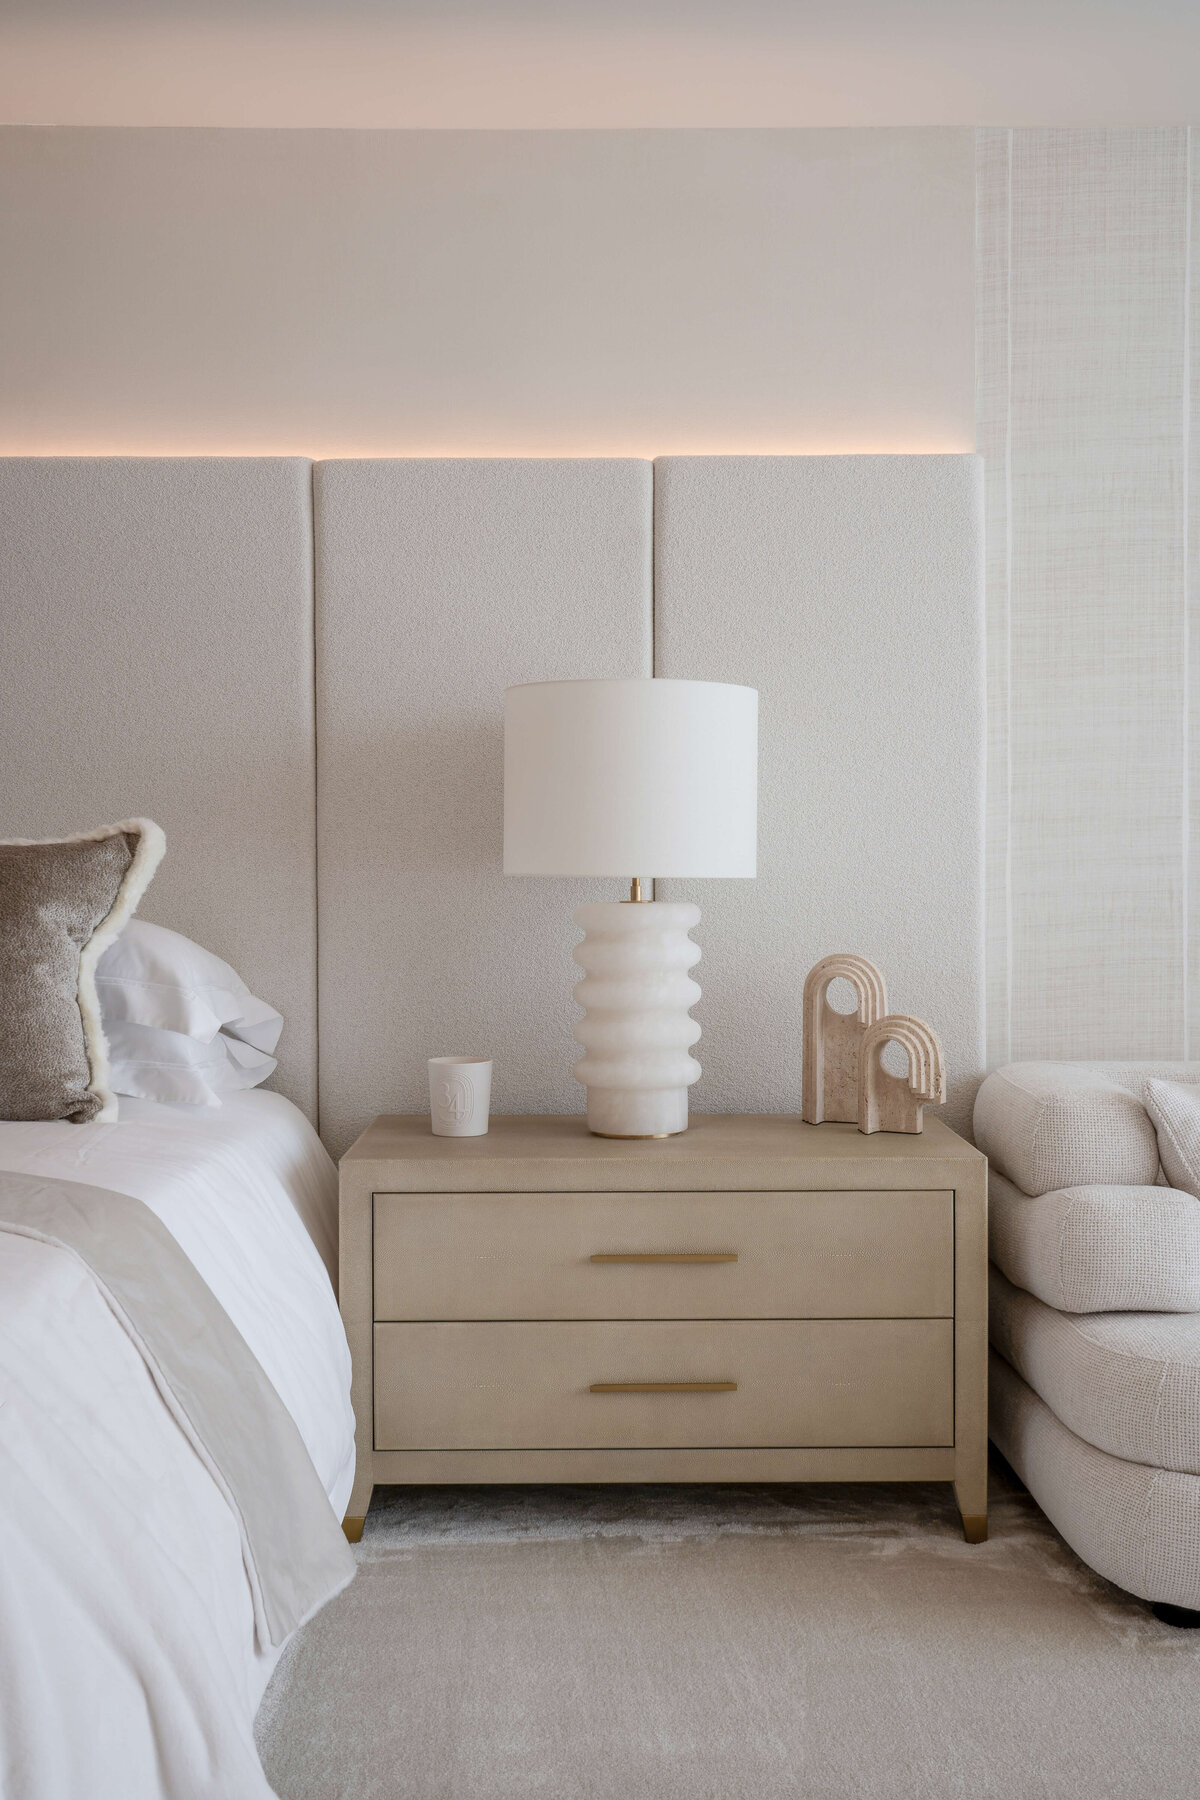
[[504, 677, 758, 1137]]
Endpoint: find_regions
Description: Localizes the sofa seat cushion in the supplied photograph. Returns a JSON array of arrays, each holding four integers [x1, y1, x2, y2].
[[989, 1171, 1200, 1313], [974, 1062, 1200, 1195], [990, 1265, 1200, 1474]]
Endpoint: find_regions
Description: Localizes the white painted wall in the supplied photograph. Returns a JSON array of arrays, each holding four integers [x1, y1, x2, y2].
[[0, 127, 974, 458]]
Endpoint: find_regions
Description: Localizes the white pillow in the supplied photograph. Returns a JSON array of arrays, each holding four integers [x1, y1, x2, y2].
[[96, 920, 283, 1052], [1145, 1079, 1200, 1196], [106, 1020, 277, 1108]]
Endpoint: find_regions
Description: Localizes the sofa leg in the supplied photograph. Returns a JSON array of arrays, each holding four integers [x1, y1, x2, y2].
[[1151, 1602, 1200, 1628]]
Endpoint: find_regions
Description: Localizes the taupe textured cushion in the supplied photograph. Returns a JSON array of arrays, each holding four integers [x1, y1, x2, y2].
[[990, 1352, 1200, 1609], [989, 1169, 1200, 1314], [974, 1061, 1200, 1195], [0, 821, 165, 1122], [990, 1265, 1200, 1475]]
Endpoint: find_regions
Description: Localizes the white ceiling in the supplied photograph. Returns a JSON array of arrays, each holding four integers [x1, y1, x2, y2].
[[1, 0, 1197, 127]]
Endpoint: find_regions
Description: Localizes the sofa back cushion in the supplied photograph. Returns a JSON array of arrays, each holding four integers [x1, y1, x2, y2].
[[974, 1062, 1200, 1195], [1145, 1080, 1200, 1202]]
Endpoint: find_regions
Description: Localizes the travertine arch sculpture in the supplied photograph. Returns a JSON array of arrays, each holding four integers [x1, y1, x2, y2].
[[858, 1014, 946, 1135], [801, 953, 888, 1124]]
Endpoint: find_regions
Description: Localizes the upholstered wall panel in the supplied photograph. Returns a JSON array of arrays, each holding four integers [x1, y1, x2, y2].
[[978, 128, 1193, 1066], [314, 458, 652, 1159], [0, 457, 318, 1117], [654, 455, 985, 1136]]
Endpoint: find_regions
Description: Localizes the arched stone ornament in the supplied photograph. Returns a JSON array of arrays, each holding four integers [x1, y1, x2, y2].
[[801, 954, 888, 1125], [858, 1014, 946, 1135]]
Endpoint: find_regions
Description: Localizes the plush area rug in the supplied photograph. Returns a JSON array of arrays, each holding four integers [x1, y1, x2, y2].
[[257, 1467, 1200, 1799]]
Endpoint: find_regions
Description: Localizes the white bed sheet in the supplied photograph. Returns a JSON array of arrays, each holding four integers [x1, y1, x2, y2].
[[0, 1090, 356, 1800]]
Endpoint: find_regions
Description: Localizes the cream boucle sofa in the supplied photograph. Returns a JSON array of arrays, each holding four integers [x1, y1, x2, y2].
[[974, 1062, 1200, 1614]]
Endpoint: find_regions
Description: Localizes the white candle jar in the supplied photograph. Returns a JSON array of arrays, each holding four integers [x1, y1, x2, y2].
[[427, 1057, 492, 1137]]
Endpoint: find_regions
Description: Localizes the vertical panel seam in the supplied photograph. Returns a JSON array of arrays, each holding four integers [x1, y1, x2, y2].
[[310, 459, 321, 1136], [1184, 127, 1193, 1059], [650, 459, 658, 680], [1002, 127, 1014, 1071], [651, 458, 659, 903]]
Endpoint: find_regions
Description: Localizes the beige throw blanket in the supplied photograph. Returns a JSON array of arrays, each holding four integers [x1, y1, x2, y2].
[[0, 1168, 354, 1647]]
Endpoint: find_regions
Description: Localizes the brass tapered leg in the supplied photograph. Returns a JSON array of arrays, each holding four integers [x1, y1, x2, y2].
[[342, 1515, 366, 1544]]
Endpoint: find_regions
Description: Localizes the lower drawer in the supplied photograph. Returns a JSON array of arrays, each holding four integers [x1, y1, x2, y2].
[[373, 1318, 953, 1451]]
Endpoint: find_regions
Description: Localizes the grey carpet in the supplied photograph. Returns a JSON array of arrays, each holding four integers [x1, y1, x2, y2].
[[256, 1467, 1200, 1800]]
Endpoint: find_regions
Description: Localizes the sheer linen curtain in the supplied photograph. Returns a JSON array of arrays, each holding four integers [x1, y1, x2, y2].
[[977, 126, 1199, 1068]]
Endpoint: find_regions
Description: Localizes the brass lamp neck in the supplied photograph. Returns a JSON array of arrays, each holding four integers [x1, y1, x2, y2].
[[628, 876, 646, 904]]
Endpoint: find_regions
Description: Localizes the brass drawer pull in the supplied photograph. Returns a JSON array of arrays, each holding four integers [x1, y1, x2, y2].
[[589, 1381, 738, 1393], [589, 1252, 738, 1263]]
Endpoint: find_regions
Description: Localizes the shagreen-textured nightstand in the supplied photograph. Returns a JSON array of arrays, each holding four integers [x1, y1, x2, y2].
[[338, 1114, 988, 1544]]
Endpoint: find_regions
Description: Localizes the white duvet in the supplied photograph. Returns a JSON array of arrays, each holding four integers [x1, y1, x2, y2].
[[0, 1091, 356, 1800]]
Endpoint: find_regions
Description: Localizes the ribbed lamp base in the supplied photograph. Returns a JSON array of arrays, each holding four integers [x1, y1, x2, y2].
[[571, 900, 702, 1138], [585, 1086, 691, 1138]]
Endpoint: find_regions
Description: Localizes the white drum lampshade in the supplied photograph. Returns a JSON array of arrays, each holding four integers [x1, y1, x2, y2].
[[504, 678, 758, 1137]]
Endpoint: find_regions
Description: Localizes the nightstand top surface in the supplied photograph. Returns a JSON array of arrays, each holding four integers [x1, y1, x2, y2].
[[341, 1113, 983, 1191]]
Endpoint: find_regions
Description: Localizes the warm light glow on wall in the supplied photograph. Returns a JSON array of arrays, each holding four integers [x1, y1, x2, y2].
[[0, 437, 974, 461]]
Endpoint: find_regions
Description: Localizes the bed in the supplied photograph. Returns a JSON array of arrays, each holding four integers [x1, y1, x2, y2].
[[0, 1089, 356, 1800]]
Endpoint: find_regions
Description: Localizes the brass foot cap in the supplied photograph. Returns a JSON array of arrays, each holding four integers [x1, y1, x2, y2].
[[342, 1515, 366, 1544], [960, 1515, 988, 1545]]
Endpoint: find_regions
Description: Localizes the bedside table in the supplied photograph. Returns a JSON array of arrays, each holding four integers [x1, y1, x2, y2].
[[338, 1114, 987, 1543]]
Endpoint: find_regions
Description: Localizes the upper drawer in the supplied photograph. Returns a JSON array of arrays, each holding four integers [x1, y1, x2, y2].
[[373, 1188, 953, 1320]]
